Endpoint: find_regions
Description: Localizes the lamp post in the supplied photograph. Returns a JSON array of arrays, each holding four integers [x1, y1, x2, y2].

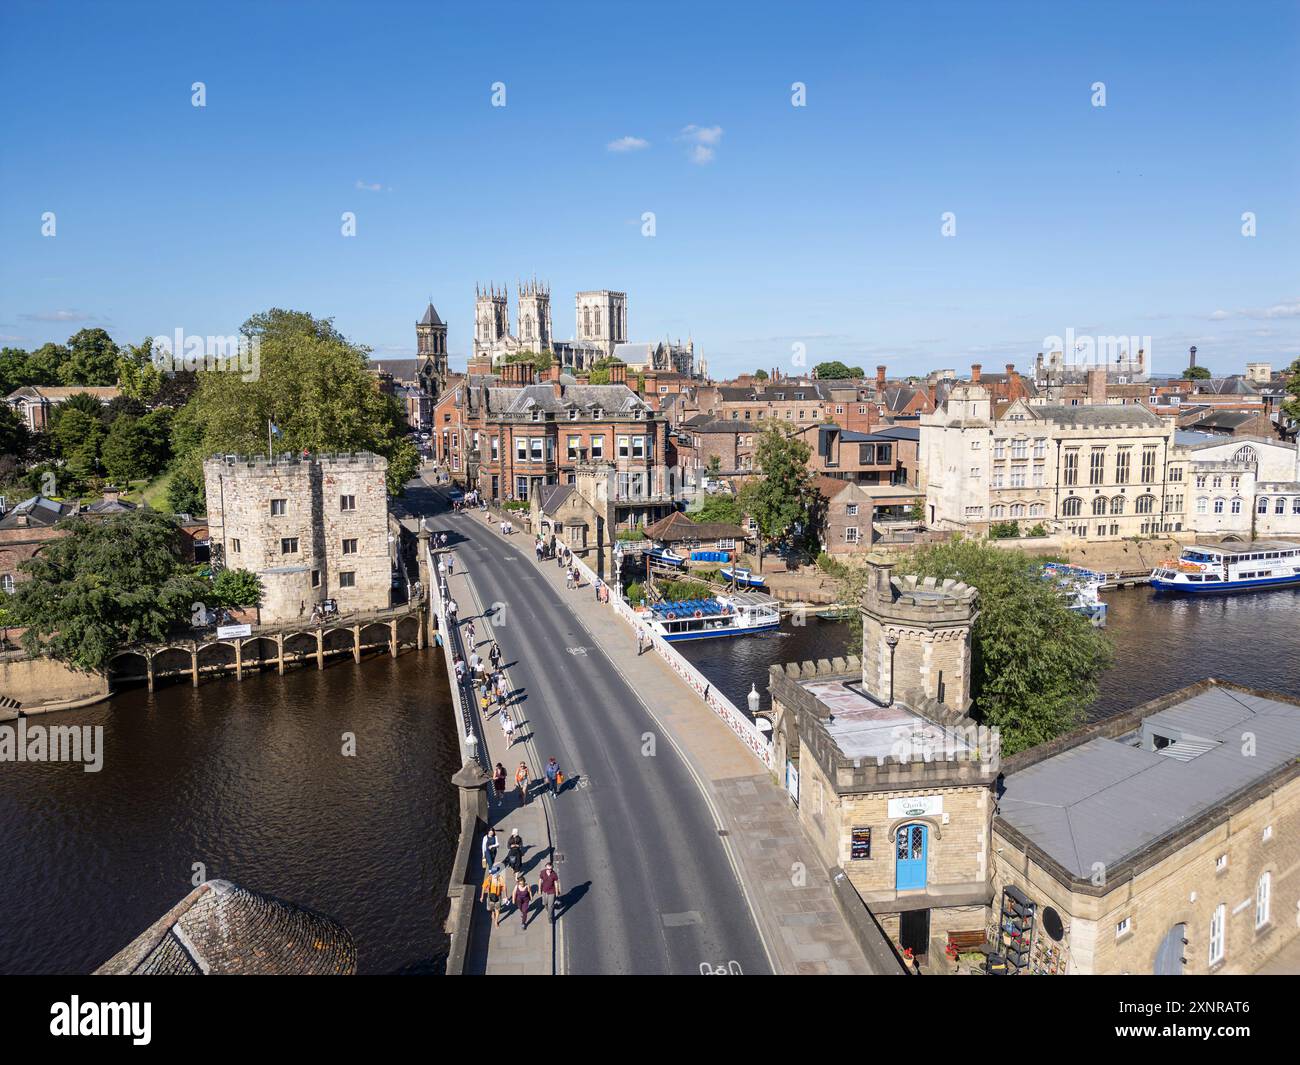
[[747, 683, 761, 717]]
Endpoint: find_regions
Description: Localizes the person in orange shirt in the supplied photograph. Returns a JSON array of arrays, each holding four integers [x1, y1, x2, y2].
[[514, 761, 531, 805]]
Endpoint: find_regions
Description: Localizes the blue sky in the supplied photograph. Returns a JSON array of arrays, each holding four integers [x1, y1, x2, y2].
[[2, 0, 1297, 378]]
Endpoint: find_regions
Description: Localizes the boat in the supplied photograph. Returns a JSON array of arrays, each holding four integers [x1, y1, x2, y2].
[[644, 547, 685, 568], [1150, 541, 1300, 593], [721, 565, 766, 588], [1041, 562, 1108, 626], [637, 593, 780, 642], [815, 607, 857, 621]]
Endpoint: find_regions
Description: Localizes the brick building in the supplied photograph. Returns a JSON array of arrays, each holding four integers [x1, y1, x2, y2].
[[203, 452, 391, 623]]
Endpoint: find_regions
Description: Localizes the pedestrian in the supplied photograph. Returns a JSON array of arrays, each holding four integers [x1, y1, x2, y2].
[[481, 826, 498, 870], [446, 553, 454, 576], [497, 672, 509, 705], [505, 828, 524, 874], [512, 875, 532, 929], [448, 598, 458, 623], [544, 757, 560, 795], [501, 711, 515, 747], [480, 688, 491, 716], [489, 643, 502, 669], [439, 532, 448, 548], [594, 578, 602, 602], [484, 865, 505, 928], [515, 761, 530, 805], [539, 859, 561, 924], [636, 627, 646, 656], [454, 656, 466, 683], [493, 762, 507, 803]]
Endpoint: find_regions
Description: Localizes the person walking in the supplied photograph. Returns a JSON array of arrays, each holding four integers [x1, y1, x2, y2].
[[512, 875, 533, 929], [539, 860, 561, 925], [446, 553, 454, 576], [489, 642, 502, 670], [465, 619, 476, 647], [504, 828, 524, 875], [484, 866, 505, 928], [594, 577, 602, 602], [481, 826, 499, 870], [501, 711, 515, 747], [439, 532, 448, 548], [514, 761, 531, 805], [496, 671, 509, 706], [544, 757, 560, 796], [447, 598, 458, 624], [493, 762, 507, 804]]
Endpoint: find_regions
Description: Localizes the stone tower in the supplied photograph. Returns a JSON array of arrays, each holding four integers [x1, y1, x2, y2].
[[517, 279, 552, 352], [474, 283, 510, 358], [860, 555, 979, 721], [416, 301, 448, 398], [575, 290, 627, 359]]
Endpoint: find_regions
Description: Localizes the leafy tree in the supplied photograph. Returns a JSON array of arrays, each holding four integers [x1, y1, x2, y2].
[[25, 343, 69, 385], [753, 369, 769, 381], [9, 510, 207, 672], [1182, 365, 1212, 381], [848, 365, 865, 377], [814, 360, 855, 379], [1282, 355, 1300, 426], [137, 408, 174, 472], [177, 308, 421, 496], [988, 521, 1020, 539], [60, 328, 120, 386], [165, 457, 206, 514], [691, 492, 743, 525], [503, 349, 554, 373], [116, 337, 165, 402], [0, 347, 39, 395], [737, 424, 816, 572], [101, 414, 153, 483], [50, 407, 104, 480], [834, 540, 1112, 755], [52, 391, 107, 422], [104, 394, 147, 423], [0, 403, 30, 458], [706, 454, 722, 476], [212, 568, 264, 609]]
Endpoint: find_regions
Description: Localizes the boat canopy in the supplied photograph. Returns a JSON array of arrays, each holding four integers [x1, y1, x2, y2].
[[652, 598, 729, 618]]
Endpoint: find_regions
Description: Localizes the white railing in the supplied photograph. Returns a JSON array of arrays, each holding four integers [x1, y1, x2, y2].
[[424, 531, 488, 770], [564, 542, 775, 772]]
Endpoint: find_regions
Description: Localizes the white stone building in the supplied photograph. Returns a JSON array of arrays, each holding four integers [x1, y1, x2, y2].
[[204, 452, 392, 623], [1179, 435, 1300, 539]]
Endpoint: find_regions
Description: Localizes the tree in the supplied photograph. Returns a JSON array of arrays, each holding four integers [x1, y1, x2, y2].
[[25, 343, 69, 385], [834, 540, 1112, 754], [177, 308, 421, 496], [101, 415, 153, 483], [587, 356, 624, 385], [691, 492, 743, 525], [60, 328, 120, 386], [0, 403, 29, 459], [1282, 355, 1300, 427], [50, 407, 104, 481], [813, 360, 855, 379], [116, 337, 165, 402], [737, 424, 816, 572], [1182, 365, 1211, 380], [706, 454, 722, 476], [212, 568, 264, 609], [753, 369, 769, 381], [9, 510, 207, 672], [503, 349, 554, 373], [165, 457, 206, 514], [52, 391, 107, 422]]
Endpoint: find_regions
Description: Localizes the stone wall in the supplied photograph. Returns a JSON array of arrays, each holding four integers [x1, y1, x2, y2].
[[0, 652, 109, 713]]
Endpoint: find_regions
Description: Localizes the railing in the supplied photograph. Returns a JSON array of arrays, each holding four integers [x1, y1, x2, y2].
[[564, 542, 775, 772], [425, 534, 488, 770]]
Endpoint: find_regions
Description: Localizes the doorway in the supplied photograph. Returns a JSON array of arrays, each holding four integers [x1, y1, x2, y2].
[[895, 823, 928, 891]]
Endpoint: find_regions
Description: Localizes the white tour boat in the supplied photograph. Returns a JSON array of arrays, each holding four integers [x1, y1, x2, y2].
[[1150, 541, 1300, 593], [637, 593, 781, 642]]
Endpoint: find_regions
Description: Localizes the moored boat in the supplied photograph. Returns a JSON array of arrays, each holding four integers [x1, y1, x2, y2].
[[721, 565, 766, 588], [644, 547, 685, 568], [637, 593, 780, 641], [1150, 541, 1300, 593], [1041, 562, 1108, 626]]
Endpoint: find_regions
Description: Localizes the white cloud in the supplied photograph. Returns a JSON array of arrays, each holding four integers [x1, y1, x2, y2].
[[680, 124, 723, 145], [1206, 298, 1300, 321], [607, 136, 649, 152], [19, 309, 99, 323], [355, 179, 385, 192], [688, 144, 715, 164]]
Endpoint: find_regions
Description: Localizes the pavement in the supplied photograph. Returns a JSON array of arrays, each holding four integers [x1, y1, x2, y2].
[[410, 470, 873, 975], [413, 476, 771, 975]]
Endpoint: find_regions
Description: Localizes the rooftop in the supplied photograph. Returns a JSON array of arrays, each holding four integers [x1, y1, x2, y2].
[[802, 677, 978, 763]]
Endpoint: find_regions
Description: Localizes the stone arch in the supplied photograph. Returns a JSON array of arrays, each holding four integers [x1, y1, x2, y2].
[[886, 815, 944, 844], [107, 650, 149, 683]]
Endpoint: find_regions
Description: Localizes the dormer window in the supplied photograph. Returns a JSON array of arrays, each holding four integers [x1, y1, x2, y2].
[[569, 408, 579, 420], [592, 408, 602, 419], [531, 409, 541, 421]]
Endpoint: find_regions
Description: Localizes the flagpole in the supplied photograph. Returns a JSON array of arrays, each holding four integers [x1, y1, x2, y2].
[[268, 418, 273, 460]]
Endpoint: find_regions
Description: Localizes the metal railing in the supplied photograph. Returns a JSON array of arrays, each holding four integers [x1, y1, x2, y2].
[[425, 535, 488, 770]]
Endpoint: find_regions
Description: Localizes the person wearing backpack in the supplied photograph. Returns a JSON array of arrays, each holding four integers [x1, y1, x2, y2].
[[483, 866, 505, 928]]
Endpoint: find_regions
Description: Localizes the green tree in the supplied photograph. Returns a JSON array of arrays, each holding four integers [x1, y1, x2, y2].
[[25, 343, 69, 385], [50, 407, 104, 482], [1182, 365, 1212, 380], [101, 414, 153, 483], [0, 346, 38, 395], [165, 457, 206, 514], [52, 391, 108, 422], [10, 510, 207, 672], [177, 308, 420, 495], [835, 540, 1112, 754], [60, 328, 120, 386], [753, 369, 769, 381], [813, 360, 855, 379], [116, 337, 165, 402], [1282, 355, 1300, 426], [706, 454, 722, 476], [212, 567, 264, 609], [737, 424, 816, 572], [0, 403, 30, 458], [691, 492, 743, 525], [503, 349, 554, 373]]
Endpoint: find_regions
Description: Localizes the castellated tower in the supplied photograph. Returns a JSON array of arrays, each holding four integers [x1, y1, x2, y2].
[[517, 279, 552, 351], [860, 556, 979, 721], [474, 283, 510, 352]]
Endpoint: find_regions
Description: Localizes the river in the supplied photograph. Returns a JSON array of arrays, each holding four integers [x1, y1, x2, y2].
[[678, 585, 1300, 719], [0, 650, 460, 975]]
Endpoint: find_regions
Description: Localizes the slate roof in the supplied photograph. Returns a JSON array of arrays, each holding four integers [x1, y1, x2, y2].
[[370, 358, 422, 383], [872, 425, 921, 442], [1185, 409, 1264, 430], [1017, 403, 1165, 428], [419, 302, 444, 327], [94, 879, 356, 975], [536, 483, 575, 516], [998, 683, 1300, 878], [0, 495, 74, 529], [487, 383, 649, 416]]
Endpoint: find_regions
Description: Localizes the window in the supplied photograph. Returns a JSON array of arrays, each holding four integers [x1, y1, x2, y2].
[[1116, 917, 1131, 938], [1011, 504, 1025, 518], [1293, 498, 1300, 515], [1169, 464, 1182, 482], [964, 506, 983, 518], [270, 498, 287, 516], [567, 435, 581, 461], [340, 494, 356, 512], [846, 504, 859, 517], [1029, 503, 1045, 517], [970, 467, 981, 479], [1256, 872, 1271, 929], [1212, 475, 1222, 489], [1276, 497, 1286, 515], [231, 538, 241, 553], [1136, 495, 1155, 514], [590, 435, 604, 460], [311, 570, 320, 588], [1195, 475, 1207, 489], [530, 437, 544, 462], [1215, 854, 1228, 871], [1115, 449, 1131, 484], [339, 571, 355, 588], [845, 527, 859, 544], [1010, 466, 1026, 488], [342, 538, 358, 555], [1092, 496, 1107, 516], [1141, 447, 1157, 483], [516, 439, 528, 462], [1197, 497, 1208, 513], [1011, 438, 1028, 460], [990, 505, 1005, 519], [1232, 498, 1242, 514], [1063, 451, 1079, 486], [1110, 496, 1125, 515], [281, 537, 299, 554], [618, 435, 630, 458], [717, 538, 735, 550], [1034, 438, 1047, 459], [1090, 448, 1105, 485], [1062, 497, 1082, 516], [1258, 497, 1269, 514], [632, 436, 646, 459], [1209, 903, 1225, 965], [0, 574, 13, 594], [1032, 465, 1045, 486], [515, 476, 528, 500]]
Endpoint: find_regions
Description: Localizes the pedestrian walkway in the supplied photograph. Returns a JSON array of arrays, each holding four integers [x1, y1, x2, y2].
[[478, 512, 874, 975], [444, 552, 557, 976]]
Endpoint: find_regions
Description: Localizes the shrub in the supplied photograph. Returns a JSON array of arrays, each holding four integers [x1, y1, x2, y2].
[[988, 521, 1020, 539]]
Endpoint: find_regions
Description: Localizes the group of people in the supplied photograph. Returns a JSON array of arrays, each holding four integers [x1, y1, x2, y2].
[[451, 489, 484, 514], [480, 846, 563, 930], [497, 518, 516, 535], [533, 535, 559, 562]]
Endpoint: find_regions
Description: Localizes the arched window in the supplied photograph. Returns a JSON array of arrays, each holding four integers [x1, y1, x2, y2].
[[1212, 475, 1222, 488], [1293, 498, 1300, 515], [1257, 872, 1271, 929], [1258, 497, 1270, 514], [1276, 497, 1286, 515], [1136, 495, 1155, 514], [990, 505, 1005, 518], [1062, 497, 1082, 516], [1214, 498, 1224, 514], [1011, 504, 1025, 518], [1092, 496, 1108, 516], [1029, 503, 1045, 517], [1110, 496, 1125, 515], [583, 307, 592, 336], [1197, 497, 1208, 514], [1234, 445, 1257, 466]]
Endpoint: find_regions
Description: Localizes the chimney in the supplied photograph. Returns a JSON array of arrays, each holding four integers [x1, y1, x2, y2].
[[1137, 348, 1146, 374], [876, 365, 887, 389], [927, 382, 937, 408], [609, 362, 627, 385], [645, 371, 659, 396], [1087, 367, 1107, 405], [102, 485, 120, 505], [970, 363, 981, 384], [548, 362, 562, 383]]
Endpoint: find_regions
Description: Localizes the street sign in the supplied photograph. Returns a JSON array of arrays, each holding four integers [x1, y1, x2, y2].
[[216, 624, 252, 638]]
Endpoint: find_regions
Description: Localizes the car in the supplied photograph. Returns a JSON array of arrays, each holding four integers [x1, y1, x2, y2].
[[448, 487, 464, 501]]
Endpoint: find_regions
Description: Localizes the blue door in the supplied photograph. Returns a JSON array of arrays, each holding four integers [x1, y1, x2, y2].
[[895, 824, 928, 890]]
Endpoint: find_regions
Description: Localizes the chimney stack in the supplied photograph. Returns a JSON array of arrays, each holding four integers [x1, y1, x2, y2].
[[1087, 367, 1107, 405], [609, 362, 627, 385], [876, 365, 887, 389], [970, 363, 982, 384]]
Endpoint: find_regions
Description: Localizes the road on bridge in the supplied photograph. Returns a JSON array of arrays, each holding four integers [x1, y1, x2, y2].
[[408, 475, 771, 976]]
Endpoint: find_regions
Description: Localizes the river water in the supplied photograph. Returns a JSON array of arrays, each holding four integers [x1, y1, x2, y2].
[[0, 650, 460, 975], [678, 585, 1300, 719], [1, 585, 1296, 974]]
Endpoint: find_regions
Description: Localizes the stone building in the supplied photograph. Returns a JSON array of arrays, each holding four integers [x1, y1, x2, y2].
[[768, 558, 1000, 961], [203, 452, 391, 623], [1179, 435, 1300, 539], [575, 289, 627, 358]]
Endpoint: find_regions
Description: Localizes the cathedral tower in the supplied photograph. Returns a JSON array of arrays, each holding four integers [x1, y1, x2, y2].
[[517, 279, 552, 352], [575, 290, 627, 359], [473, 283, 510, 360]]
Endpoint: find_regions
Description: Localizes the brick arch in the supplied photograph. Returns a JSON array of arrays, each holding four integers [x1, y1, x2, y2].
[[887, 815, 943, 844]]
